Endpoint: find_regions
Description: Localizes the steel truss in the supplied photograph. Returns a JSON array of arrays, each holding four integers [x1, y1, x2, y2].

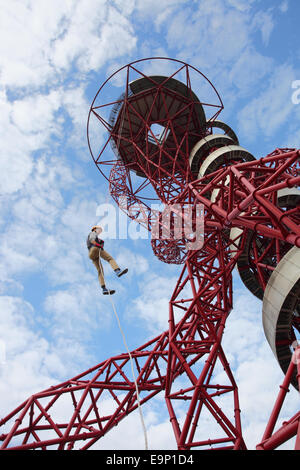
[[1, 59, 299, 451], [1, 149, 299, 450]]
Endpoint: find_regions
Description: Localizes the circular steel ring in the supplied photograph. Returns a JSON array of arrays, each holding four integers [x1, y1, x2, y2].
[[189, 134, 236, 174], [262, 246, 300, 390]]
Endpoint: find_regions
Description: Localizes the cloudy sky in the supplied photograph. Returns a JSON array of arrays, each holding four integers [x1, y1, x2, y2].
[[0, 0, 299, 451]]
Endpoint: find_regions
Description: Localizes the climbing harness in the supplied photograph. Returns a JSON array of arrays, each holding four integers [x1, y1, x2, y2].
[[98, 250, 149, 450]]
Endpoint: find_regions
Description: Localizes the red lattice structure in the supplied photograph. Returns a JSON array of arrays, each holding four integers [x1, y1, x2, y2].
[[0, 58, 299, 450]]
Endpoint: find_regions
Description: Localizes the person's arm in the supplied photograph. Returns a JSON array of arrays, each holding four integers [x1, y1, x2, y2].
[[92, 239, 104, 248], [90, 232, 104, 249]]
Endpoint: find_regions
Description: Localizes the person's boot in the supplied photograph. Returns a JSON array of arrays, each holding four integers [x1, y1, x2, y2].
[[114, 268, 128, 278], [102, 286, 115, 295]]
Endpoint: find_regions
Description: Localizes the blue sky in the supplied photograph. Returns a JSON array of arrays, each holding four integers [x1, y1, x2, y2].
[[0, 0, 299, 450]]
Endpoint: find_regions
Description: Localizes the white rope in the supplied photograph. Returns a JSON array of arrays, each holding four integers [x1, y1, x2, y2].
[[98, 250, 149, 450]]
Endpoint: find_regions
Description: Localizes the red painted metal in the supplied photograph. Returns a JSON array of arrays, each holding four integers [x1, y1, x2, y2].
[[0, 59, 299, 450], [256, 346, 300, 450]]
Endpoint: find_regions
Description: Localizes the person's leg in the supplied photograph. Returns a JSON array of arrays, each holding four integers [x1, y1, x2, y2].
[[100, 249, 119, 271], [89, 247, 105, 286], [100, 249, 128, 277], [89, 247, 116, 295]]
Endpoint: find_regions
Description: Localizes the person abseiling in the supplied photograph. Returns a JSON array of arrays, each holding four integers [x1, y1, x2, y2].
[[87, 226, 128, 295]]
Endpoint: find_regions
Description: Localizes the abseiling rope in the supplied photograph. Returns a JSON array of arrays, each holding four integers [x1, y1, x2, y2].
[[98, 250, 149, 450]]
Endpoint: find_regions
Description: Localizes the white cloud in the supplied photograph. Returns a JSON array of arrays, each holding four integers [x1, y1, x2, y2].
[[0, 93, 34, 194], [11, 90, 62, 135], [237, 64, 300, 142], [114, 247, 149, 277], [0, 152, 33, 195], [0, 0, 137, 89], [252, 10, 275, 46], [0, 295, 66, 412], [279, 0, 289, 13], [0, 0, 69, 88], [0, 152, 81, 278], [0, 88, 66, 195], [164, 0, 250, 65], [227, 0, 256, 11], [129, 271, 179, 334], [61, 85, 91, 155], [228, 47, 274, 93], [44, 282, 110, 337], [135, 0, 183, 19]]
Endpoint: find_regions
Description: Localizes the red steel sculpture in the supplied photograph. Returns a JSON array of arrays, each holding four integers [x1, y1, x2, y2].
[[0, 58, 299, 450]]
